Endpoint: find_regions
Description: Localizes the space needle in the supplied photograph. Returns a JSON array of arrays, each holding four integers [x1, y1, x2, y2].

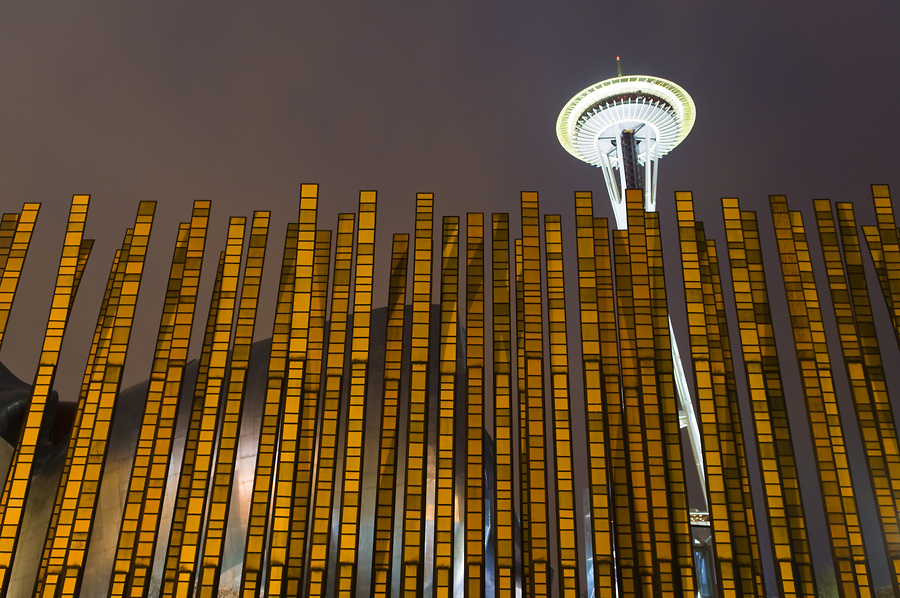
[[556, 63, 706, 501], [556, 60, 695, 229]]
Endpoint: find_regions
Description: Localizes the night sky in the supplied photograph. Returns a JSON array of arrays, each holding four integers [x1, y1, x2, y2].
[[3, 0, 900, 443], [2, 2, 900, 591], [1, 2, 898, 424]]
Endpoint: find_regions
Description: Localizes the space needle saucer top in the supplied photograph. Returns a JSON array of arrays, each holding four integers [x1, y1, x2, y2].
[[556, 75, 695, 167]]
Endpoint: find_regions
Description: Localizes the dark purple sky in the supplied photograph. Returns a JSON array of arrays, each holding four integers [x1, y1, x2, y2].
[[1, 2, 898, 392], [2, 3, 900, 589]]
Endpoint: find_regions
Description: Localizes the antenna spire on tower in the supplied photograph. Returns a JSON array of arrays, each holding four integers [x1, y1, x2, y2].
[[616, 56, 622, 76]]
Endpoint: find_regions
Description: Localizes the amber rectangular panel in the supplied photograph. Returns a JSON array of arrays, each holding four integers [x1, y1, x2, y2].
[[35, 232, 126, 598], [38, 235, 131, 597], [867, 185, 900, 349], [434, 215, 459, 595], [284, 224, 332, 596], [160, 217, 246, 598], [572, 194, 614, 598], [306, 212, 355, 597], [371, 233, 409, 598], [612, 225, 652, 597], [592, 214, 632, 597], [645, 208, 694, 597], [617, 189, 669, 597], [490, 213, 515, 598], [465, 213, 485, 598], [0, 204, 39, 349], [402, 194, 433, 597], [519, 192, 550, 596], [704, 237, 765, 597], [0, 213, 17, 277], [195, 213, 269, 597], [514, 237, 530, 588], [0, 196, 91, 596], [676, 192, 761, 596], [36, 241, 124, 598], [770, 197, 871, 596], [40, 202, 155, 598], [109, 201, 210, 598], [722, 198, 816, 598], [335, 191, 377, 597], [543, 214, 579, 597], [159, 250, 225, 597], [240, 222, 300, 598], [817, 201, 900, 595]]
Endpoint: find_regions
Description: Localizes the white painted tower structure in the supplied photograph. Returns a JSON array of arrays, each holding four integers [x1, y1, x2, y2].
[[556, 71, 707, 505], [556, 74, 695, 229]]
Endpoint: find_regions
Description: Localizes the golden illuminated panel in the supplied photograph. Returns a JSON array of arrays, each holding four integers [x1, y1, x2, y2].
[[860, 225, 893, 331], [35, 237, 123, 598], [336, 191, 377, 596], [40, 202, 155, 598], [704, 239, 764, 597], [722, 199, 816, 598], [465, 213, 485, 598], [840, 204, 900, 592], [543, 214, 579, 597], [645, 208, 694, 596], [286, 227, 332, 593], [284, 222, 331, 596], [35, 229, 129, 598], [263, 188, 321, 596], [770, 197, 871, 595], [616, 189, 673, 597], [307, 212, 355, 597], [0, 196, 91, 596], [611, 224, 651, 596], [592, 214, 632, 597], [372, 233, 409, 598], [157, 251, 223, 588], [108, 201, 209, 598], [520, 192, 550, 596], [0, 204, 39, 349], [865, 185, 900, 346], [572, 194, 614, 598], [514, 237, 530, 587], [37, 233, 128, 597], [491, 214, 515, 597], [435, 215, 459, 595], [240, 222, 299, 598], [676, 192, 760, 596], [401, 194, 433, 597], [817, 200, 900, 595], [161, 218, 247, 598], [0, 213, 17, 275], [11, 186, 900, 596], [196, 213, 269, 597]]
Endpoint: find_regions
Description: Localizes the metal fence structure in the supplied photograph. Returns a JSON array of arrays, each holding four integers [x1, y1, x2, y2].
[[0, 184, 897, 597]]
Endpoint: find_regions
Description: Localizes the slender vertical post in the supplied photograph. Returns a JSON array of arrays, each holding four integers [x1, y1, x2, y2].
[[401, 194, 434, 597]]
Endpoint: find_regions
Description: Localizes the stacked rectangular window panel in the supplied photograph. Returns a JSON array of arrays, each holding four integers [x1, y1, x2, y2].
[[677, 192, 763, 597], [0, 197, 91, 596], [816, 200, 900, 597], [465, 213, 485, 598], [2, 184, 900, 597], [722, 200, 816, 598], [401, 195, 433, 597], [490, 214, 514, 598], [371, 232, 409, 598], [573, 194, 614, 598]]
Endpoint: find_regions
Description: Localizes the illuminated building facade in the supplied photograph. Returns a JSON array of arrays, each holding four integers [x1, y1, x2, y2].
[[0, 183, 897, 598]]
